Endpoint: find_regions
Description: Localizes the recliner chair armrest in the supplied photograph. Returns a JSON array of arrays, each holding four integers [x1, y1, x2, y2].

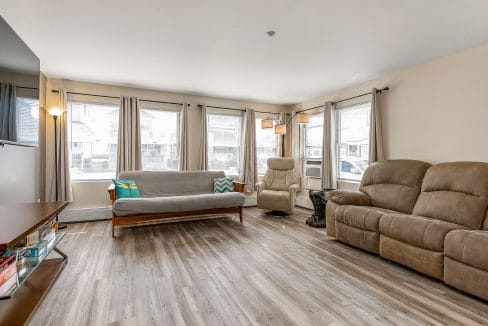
[[328, 190, 371, 206], [256, 181, 266, 193], [289, 183, 300, 193]]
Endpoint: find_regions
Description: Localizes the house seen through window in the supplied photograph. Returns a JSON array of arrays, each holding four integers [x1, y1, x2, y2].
[[140, 107, 179, 171], [68, 101, 119, 180], [336, 102, 371, 181], [256, 116, 279, 174], [207, 113, 242, 176], [16, 96, 39, 146], [304, 113, 324, 159]]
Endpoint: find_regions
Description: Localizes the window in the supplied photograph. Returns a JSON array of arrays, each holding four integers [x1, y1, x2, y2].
[[336, 102, 371, 181], [16, 96, 39, 145], [303, 113, 323, 158], [256, 117, 279, 174], [140, 108, 179, 171], [68, 102, 119, 180], [207, 113, 242, 175]]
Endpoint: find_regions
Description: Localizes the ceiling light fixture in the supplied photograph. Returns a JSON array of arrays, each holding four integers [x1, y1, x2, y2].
[[266, 30, 276, 37]]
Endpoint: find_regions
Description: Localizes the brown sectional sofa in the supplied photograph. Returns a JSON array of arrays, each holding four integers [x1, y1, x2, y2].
[[326, 160, 488, 301]]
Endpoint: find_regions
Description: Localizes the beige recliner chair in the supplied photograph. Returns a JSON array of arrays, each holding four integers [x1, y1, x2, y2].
[[256, 157, 300, 214]]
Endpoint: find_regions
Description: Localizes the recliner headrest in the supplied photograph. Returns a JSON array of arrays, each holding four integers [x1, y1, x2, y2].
[[267, 157, 295, 171]]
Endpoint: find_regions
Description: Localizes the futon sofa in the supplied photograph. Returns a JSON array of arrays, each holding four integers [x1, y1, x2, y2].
[[108, 171, 246, 237], [326, 160, 488, 301]]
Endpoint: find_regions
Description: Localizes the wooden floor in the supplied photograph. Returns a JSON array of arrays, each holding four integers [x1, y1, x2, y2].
[[28, 207, 488, 325]]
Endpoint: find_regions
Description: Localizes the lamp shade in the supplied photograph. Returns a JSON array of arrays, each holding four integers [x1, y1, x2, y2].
[[274, 124, 287, 135], [46, 106, 65, 117], [261, 118, 274, 129], [296, 112, 310, 124]]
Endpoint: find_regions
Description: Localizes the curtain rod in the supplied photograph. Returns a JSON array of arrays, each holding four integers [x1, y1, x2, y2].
[[50, 89, 189, 106], [197, 104, 289, 116], [296, 87, 389, 113], [16, 86, 39, 91]]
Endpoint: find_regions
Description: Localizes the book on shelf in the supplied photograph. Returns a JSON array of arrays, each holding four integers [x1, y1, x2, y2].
[[22, 240, 48, 260], [26, 230, 40, 247], [0, 261, 17, 287], [0, 254, 15, 272], [0, 272, 17, 297]]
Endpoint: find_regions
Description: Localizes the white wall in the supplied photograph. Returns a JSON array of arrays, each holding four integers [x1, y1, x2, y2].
[[290, 42, 488, 198], [291, 42, 488, 163], [44, 42, 488, 213], [44, 78, 287, 212]]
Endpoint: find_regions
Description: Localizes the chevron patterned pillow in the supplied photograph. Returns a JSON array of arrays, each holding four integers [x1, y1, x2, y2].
[[213, 177, 234, 193]]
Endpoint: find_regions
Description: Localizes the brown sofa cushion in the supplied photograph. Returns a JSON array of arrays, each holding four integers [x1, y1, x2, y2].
[[379, 214, 467, 251], [444, 257, 488, 301], [444, 230, 488, 271], [335, 205, 396, 232], [336, 222, 379, 254], [328, 190, 371, 206], [412, 162, 488, 229], [359, 160, 431, 214], [380, 235, 444, 279]]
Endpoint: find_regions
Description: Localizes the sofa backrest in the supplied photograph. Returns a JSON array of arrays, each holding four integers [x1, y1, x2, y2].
[[412, 162, 488, 229], [359, 160, 431, 214], [264, 157, 297, 191], [118, 170, 226, 197]]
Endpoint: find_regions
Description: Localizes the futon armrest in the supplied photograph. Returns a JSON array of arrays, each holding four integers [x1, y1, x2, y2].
[[328, 190, 370, 206], [233, 181, 246, 193], [108, 184, 116, 203]]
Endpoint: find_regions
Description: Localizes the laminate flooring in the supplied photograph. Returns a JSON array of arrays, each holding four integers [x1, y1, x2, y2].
[[28, 207, 488, 325]]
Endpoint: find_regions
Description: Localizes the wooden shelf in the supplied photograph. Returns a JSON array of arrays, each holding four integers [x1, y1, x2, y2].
[[0, 258, 66, 325], [0, 202, 69, 325], [0, 202, 68, 250]]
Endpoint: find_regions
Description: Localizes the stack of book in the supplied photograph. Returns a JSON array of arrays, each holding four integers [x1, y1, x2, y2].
[[20, 220, 57, 261], [0, 254, 18, 297]]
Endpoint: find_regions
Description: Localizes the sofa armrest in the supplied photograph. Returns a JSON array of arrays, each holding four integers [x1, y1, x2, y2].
[[256, 181, 266, 194], [233, 181, 246, 193], [108, 184, 116, 203], [328, 190, 370, 206]]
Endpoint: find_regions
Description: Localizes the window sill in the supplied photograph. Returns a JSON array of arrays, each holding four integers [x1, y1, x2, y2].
[[72, 179, 113, 183], [337, 179, 361, 184]]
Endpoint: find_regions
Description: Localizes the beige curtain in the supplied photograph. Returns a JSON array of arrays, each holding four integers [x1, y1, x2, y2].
[[322, 102, 337, 189], [370, 88, 385, 163], [178, 103, 190, 171], [241, 108, 257, 193], [291, 110, 301, 177], [278, 112, 286, 157], [46, 89, 72, 202], [0, 82, 17, 141], [198, 105, 208, 170], [116, 96, 141, 175]]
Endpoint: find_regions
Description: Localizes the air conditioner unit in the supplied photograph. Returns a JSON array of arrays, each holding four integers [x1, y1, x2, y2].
[[304, 160, 322, 178]]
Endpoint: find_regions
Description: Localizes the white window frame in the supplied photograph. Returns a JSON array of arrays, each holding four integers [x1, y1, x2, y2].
[[206, 109, 243, 176], [67, 100, 119, 181], [302, 112, 324, 160], [139, 104, 180, 171], [335, 100, 371, 182], [256, 112, 280, 175], [15, 95, 39, 146]]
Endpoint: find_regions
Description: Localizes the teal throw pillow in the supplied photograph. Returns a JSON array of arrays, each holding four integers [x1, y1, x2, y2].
[[214, 177, 234, 193], [112, 179, 141, 199]]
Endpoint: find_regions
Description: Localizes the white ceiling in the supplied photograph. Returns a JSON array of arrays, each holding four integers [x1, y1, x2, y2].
[[1, 0, 488, 104]]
